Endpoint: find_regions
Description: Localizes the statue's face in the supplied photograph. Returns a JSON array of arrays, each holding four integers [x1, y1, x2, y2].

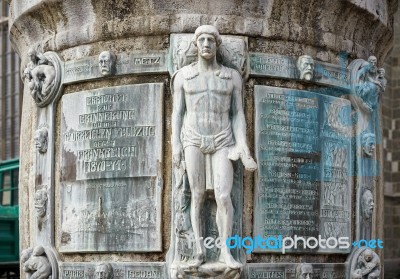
[[34, 192, 47, 218], [363, 192, 374, 219], [196, 33, 217, 60], [363, 137, 375, 156], [299, 57, 314, 80], [96, 265, 110, 279], [368, 56, 377, 72], [300, 265, 313, 279], [99, 52, 112, 76], [378, 69, 385, 78], [364, 250, 373, 262], [34, 129, 48, 153]]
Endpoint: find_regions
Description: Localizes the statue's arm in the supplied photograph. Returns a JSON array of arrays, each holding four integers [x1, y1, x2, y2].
[[229, 70, 257, 171], [171, 71, 186, 167]]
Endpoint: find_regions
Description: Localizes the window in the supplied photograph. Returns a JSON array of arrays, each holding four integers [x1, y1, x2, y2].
[[0, 159, 19, 207]]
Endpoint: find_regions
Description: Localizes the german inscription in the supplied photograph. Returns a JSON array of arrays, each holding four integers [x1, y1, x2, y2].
[[254, 86, 352, 253], [60, 84, 163, 252]]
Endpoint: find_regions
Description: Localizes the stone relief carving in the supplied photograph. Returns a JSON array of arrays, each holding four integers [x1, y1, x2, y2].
[[361, 190, 374, 220], [297, 55, 315, 81], [34, 189, 48, 219], [170, 33, 248, 78], [349, 55, 386, 112], [362, 133, 376, 157], [98, 51, 116, 76], [296, 263, 314, 279], [34, 127, 49, 154], [95, 262, 114, 279], [351, 249, 381, 279], [170, 25, 256, 278], [22, 246, 52, 279], [23, 49, 62, 107]]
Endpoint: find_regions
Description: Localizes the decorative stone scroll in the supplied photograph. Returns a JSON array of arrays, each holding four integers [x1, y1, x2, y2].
[[23, 49, 63, 107], [59, 83, 163, 252], [169, 33, 249, 78], [247, 263, 346, 279], [254, 85, 352, 254], [63, 51, 168, 84], [59, 262, 166, 279]]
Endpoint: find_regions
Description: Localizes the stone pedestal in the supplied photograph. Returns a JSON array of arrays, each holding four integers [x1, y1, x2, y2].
[[9, 0, 396, 278]]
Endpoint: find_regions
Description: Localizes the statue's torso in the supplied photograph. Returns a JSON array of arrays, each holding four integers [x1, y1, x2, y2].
[[182, 66, 234, 135]]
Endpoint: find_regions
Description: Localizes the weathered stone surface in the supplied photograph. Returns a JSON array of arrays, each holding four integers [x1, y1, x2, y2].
[[59, 84, 163, 252], [254, 86, 352, 254], [59, 262, 166, 279]]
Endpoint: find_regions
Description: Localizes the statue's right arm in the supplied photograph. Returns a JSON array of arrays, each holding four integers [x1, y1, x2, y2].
[[171, 70, 186, 167]]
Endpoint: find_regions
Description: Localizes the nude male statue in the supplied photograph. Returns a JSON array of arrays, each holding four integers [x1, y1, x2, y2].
[[171, 25, 257, 269]]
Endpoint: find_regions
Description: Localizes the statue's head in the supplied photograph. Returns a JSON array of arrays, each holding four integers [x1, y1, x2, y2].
[[192, 25, 222, 60], [368, 56, 377, 73], [28, 48, 37, 61], [34, 189, 48, 218], [96, 262, 113, 279], [362, 132, 376, 157], [378, 68, 385, 78], [364, 249, 374, 262], [98, 51, 116, 76], [296, 264, 314, 279], [34, 127, 48, 154], [362, 190, 374, 220], [297, 55, 314, 81]]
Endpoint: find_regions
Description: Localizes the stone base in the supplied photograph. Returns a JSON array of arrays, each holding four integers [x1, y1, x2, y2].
[[170, 261, 241, 279]]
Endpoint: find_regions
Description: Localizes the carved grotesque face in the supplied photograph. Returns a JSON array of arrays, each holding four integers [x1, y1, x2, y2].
[[96, 263, 113, 279], [34, 190, 48, 218], [34, 128, 48, 154], [362, 190, 374, 220], [298, 56, 314, 81], [28, 48, 36, 62], [368, 56, 377, 73], [98, 51, 114, 76]]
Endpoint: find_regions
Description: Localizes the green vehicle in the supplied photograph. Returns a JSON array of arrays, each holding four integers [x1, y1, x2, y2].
[[0, 159, 19, 278]]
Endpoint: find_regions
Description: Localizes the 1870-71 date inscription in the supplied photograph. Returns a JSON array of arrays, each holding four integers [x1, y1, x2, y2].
[[60, 84, 163, 252]]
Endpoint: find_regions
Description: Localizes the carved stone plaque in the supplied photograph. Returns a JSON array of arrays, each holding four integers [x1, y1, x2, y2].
[[59, 262, 166, 279], [250, 53, 297, 79], [60, 83, 163, 252], [254, 86, 352, 254], [247, 263, 346, 279]]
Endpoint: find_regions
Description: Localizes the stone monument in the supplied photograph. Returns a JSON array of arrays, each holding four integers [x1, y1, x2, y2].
[[9, 0, 395, 278]]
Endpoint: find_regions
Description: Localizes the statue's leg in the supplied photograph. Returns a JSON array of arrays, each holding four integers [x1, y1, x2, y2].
[[212, 148, 242, 269], [184, 146, 206, 267]]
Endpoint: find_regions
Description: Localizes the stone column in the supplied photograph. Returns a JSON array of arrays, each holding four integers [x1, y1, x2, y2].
[[9, 1, 396, 279]]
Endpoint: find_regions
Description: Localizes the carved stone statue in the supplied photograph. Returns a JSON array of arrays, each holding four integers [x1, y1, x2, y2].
[[362, 133, 376, 157], [351, 249, 381, 279], [377, 68, 387, 95], [98, 51, 116, 76], [171, 25, 256, 274], [34, 189, 48, 218], [362, 190, 374, 220], [23, 49, 56, 104], [34, 127, 49, 154], [23, 246, 52, 279], [297, 55, 314, 81], [296, 264, 314, 279], [95, 262, 114, 279]]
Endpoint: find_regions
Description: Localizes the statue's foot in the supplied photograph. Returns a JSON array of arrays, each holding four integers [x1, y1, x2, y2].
[[219, 250, 242, 270], [188, 253, 205, 268]]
